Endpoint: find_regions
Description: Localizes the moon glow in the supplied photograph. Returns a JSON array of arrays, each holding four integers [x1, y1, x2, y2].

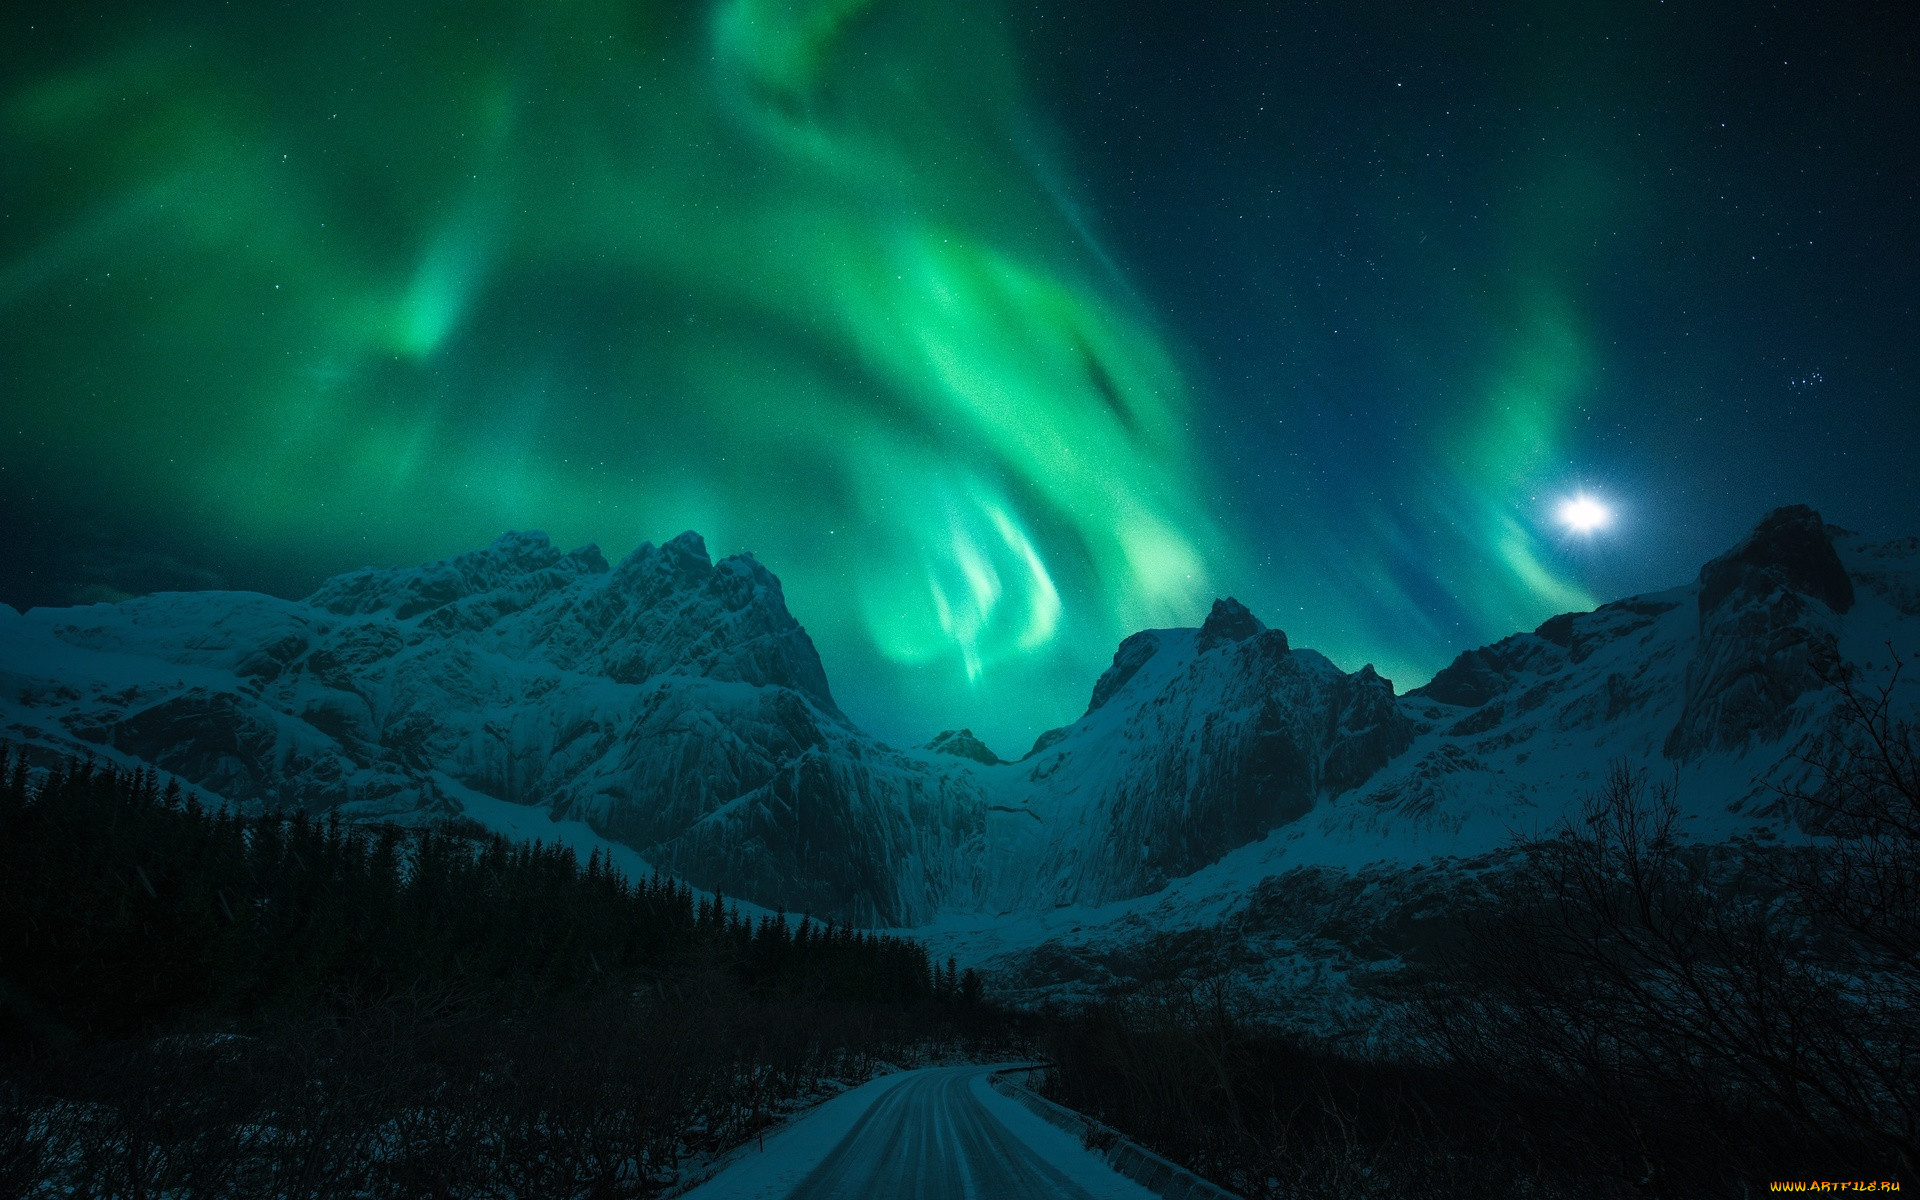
[[1557, 495, 1613, 535]]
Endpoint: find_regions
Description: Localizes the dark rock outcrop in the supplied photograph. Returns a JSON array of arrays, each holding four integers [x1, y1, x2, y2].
[[1665, 506, 1849, 759], [1087, 631, 1163, 715], [1697, 504, 1853, 618], [925, 728, 1004, 765], [1195, 597, 1268, 652]]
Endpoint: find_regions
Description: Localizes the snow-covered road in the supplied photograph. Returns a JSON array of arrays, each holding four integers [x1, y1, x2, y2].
[[683, 1065, 1160, 1200]]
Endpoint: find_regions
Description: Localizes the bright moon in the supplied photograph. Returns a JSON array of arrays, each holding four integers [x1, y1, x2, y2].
[[1558, 495, 1612, 534]]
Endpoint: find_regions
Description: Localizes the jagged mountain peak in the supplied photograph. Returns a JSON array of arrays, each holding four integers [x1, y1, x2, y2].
[[532, 536, 838, 713], [662, 528, 710, 561], [306, 531, 609, 619], [1697, 503, 1853, 617], [1196, 596, 1270, 651], [984, 597, 1413, 907], [1665, 505, 1857, 760], [607, 533, 794, 622], [1082, 600, 1287, 719], [925, 728, 1004, 765], [616, 529, 712, 581]]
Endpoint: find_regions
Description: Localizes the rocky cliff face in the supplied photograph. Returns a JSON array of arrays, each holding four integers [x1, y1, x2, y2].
[[1664, 505, 1853, 759], [979, 598, 1414, 908]]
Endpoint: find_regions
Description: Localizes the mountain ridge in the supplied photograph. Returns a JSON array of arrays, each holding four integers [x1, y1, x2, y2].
[[3, 506, 1916, 951]]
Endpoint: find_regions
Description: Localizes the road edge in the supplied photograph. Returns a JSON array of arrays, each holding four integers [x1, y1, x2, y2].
[[666, 1068, 910, 1198], [988, 1067, 1242, 1200]]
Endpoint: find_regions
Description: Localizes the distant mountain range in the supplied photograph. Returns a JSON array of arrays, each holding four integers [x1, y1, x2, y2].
[[4, 505, 1917, 985]]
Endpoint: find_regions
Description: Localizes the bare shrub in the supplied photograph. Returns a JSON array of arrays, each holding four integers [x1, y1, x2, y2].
[[1043, 984, 1611, 1200], [1429, 692, 1918, 1192]]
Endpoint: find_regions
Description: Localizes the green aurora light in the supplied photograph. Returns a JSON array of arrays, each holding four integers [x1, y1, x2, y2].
[[0, 0, 1621, 750]]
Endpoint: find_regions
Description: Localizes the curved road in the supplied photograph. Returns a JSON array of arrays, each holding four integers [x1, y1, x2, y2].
[[685, 1064, 1157, 1200]]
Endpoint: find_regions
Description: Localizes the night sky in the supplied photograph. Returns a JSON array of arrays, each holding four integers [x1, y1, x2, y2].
[[3, 1, 1916, 753]]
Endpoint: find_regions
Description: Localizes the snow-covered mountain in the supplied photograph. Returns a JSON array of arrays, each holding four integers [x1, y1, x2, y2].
[[958, 597, 1413, 913], [0, 531, 987, 924], [921, 505, 1920, 1008], [3, 507, 1917, 971]]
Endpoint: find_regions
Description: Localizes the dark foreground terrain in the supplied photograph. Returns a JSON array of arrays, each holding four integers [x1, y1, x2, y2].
[[1037, 667, 1919, 1197], [4, 689, 1916, 1197], [0, 746, 1011, 1196]]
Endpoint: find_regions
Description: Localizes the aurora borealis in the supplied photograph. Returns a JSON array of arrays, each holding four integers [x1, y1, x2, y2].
[[4, 1, 1917, 752]]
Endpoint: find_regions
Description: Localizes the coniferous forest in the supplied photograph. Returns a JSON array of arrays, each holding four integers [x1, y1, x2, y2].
[[0, 747, 1004, 1197]]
